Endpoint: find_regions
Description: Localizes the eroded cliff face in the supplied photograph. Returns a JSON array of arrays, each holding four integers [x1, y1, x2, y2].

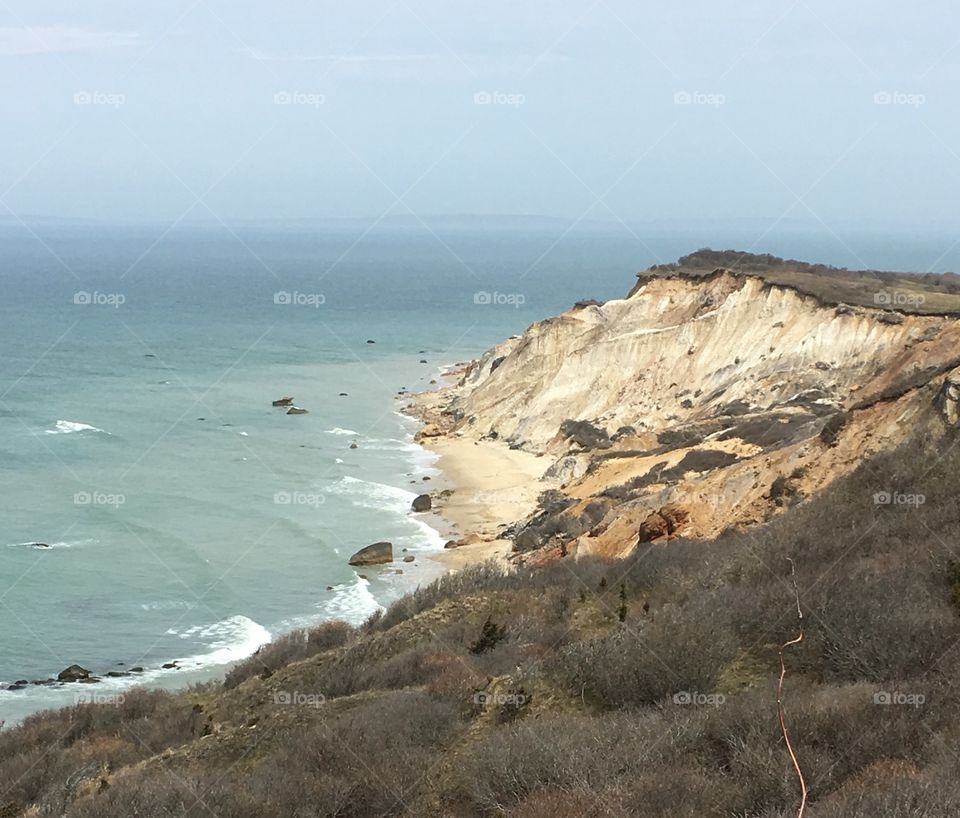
[[412, 268, 960, 562]]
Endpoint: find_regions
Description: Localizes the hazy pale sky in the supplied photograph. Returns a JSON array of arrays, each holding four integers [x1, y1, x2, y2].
[[1, 1, 957, 225]]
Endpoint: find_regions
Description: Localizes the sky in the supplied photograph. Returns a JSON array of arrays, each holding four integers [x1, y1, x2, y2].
[[1, 1, 958, 227]]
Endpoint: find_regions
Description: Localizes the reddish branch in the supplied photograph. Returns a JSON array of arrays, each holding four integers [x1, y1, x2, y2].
[[778, 557, 808, 818]]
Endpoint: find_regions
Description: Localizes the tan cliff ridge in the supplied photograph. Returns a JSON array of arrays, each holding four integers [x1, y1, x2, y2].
[[409, 251, 960, 563]]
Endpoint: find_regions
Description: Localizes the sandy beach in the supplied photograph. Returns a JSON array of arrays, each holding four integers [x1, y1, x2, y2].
[[422, 433, 553, 571]]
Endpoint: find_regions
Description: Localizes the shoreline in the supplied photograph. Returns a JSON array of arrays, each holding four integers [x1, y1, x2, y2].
[[423, 433, 549, 571], [1, 364, 535, 724], [403, 365, 553, 574]]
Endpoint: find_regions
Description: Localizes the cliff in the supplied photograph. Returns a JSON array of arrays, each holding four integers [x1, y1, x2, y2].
[[411, 252, 960, 560]]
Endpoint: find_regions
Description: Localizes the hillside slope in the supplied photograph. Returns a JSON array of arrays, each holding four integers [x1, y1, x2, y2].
[[3, 438, 960, 817]]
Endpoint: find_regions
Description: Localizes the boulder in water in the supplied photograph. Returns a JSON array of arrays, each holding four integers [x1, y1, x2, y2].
[[348, 541, 393, 566], [57, 664, 91, 682], [412, 494, 432, 512], [286, 406, 308, 415], [272, 396, 294, 407]]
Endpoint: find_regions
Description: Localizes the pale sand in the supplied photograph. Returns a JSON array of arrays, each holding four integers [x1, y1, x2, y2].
[[424, 434, 554, 571]]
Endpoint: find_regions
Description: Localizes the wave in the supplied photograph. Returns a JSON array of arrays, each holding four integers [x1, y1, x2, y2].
[[167, 614, 271, 668], [325, 427, 359, 436], [319, 577, 384, 623], [6, 538, 99, 550], [362, 437, 421, 453], [325, 475, 418, 513], [44, 420, 108, 436], [139, 600, 193, 612], [397, 516, 447, 550]]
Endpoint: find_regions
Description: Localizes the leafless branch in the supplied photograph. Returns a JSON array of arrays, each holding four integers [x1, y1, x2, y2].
[[778, 556, 808, 818]]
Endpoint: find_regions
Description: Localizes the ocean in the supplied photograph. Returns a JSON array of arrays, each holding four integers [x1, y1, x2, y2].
[[2, 219, 958, 722]]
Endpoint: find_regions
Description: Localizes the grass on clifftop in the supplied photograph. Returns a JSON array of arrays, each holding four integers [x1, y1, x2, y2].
[[3, 431, 960, 816], [639, 248, 960, 314]]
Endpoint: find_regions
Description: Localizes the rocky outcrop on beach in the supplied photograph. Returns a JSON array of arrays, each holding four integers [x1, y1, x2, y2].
[[408, 250, 960, 564]]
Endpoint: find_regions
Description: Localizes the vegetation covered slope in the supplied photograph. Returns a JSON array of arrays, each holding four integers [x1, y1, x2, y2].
[[635, 249, 960, 314], [3, 433, 960, 817]]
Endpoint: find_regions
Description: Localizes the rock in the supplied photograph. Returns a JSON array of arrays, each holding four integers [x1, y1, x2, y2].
[[286, 406, 308, 415], [415, 423, 444, 441], [637, 504, 690, 544], [348, 541, 393, 566], [542, 455, 588, 483], [57, 664, 91, 682], [445, 533, 483, 549], [349, 442, 358, 449], [574, 299, 603, 309], [422, 476, 431, 481], [420, 359, 428, 364], [272, 396, 294, 407], [366, 339, 375, 344], [559, 419, 611, 450], [129, 667, 144, 673], [876, 311, 905, 325], [339, 392, 348, 396], [105, 671, 129, 678], [26, 542, 50, 549], [403, 555, 415, 563], [326, 585, 334, 590], [162, 662, 179, 670], [412, 494, 432, 512]]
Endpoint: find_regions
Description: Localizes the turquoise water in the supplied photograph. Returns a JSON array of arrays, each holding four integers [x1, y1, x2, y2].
[[2, 221, 958, 722]]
